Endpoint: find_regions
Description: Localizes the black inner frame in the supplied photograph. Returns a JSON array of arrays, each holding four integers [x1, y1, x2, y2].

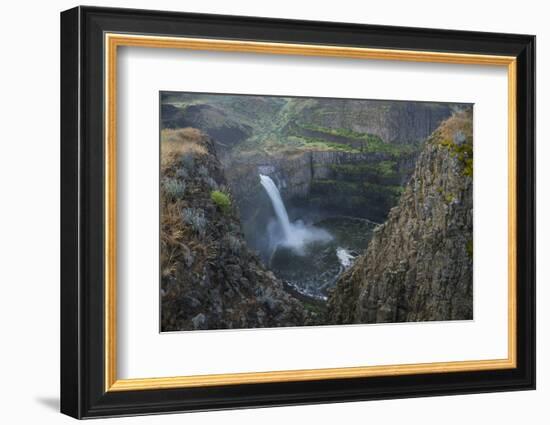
[[60, 6, 535, 419]]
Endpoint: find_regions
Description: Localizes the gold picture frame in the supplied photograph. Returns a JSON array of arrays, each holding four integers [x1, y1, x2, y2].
[[104, 33, 517, 392], [61, 7, 535, 419]]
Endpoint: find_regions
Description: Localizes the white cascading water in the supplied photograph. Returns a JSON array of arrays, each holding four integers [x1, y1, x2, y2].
[[259, 174, 293, 241], [336, 247, 355, 269], [259, 174, 332, 252]]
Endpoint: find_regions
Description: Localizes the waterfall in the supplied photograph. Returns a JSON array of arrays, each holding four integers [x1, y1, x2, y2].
[[259, 174, 292, 241], [259, 174, 332, 251]]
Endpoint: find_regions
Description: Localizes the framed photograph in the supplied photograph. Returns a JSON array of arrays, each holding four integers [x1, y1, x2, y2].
[[60, 6, 535, 419]]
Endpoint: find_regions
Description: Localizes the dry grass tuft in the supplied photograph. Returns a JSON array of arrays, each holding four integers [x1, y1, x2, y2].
[[160, 200, 184, 278], [160, 128, 211, 280], [432, 109, 474, 177], [161, 128, 208, 171], [434, 109, 473, 144]]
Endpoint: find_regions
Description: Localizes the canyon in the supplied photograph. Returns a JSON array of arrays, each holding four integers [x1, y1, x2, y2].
[[160, 92, 473, 331]]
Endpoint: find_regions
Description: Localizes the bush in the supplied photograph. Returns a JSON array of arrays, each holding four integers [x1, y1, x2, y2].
[[197, 165, 209, 177], [163, 178, 185, 199], [225, 234, 241, 254], [204, 176, 218, 189], [182, 208, 207, 237], [210, 190, 231, 213], [180, 152, 195, 170], [176, 167, 188, 179]]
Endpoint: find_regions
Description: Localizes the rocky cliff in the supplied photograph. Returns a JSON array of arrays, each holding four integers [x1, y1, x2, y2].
[[160, 128, 310, 331], [327, 111, 473, 323], [224, 148, 414, 243], [161, 93, 465, 229], [161, 92, 461, 151], [291, 98, 458, 145]]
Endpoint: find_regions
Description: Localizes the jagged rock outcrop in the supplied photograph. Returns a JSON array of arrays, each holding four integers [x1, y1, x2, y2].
[[160, 128, 309, 331], [327, 111, 473, 323]]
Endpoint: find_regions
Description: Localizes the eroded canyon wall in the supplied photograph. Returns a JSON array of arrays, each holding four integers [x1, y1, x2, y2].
[[327, 111, 473, 323]]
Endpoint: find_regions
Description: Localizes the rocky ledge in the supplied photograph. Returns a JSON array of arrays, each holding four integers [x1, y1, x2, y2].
[[160, 128, 311, 331], [327, 111, 474, 323]]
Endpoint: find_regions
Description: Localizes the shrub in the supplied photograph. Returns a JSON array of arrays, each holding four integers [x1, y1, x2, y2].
[[176, 167, 188, 179], [225, 234, 242, 254], [204, 176, 218, 189], [182, 208, 207, 237], [197, 165, 209, 177], [210, 190, 231, 213], [163, 178, 185, 199], [180, 152, 195, 171]]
